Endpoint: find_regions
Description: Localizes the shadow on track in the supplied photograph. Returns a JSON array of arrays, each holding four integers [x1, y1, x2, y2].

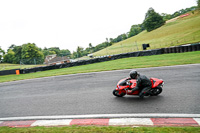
[[113, 95, 164, 103]]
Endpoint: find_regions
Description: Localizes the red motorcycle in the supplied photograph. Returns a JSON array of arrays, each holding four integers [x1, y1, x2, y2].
[[113, 77, 164, 97]]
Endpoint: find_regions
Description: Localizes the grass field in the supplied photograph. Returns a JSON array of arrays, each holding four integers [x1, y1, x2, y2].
[[0, 51, 199, 83], [93, 11, 200, 56], [0, 126, 200, 133], [0, 63, 44, 71]]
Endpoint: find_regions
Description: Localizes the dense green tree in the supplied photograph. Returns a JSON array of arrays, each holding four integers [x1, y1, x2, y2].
[[4, 44, 72, 63], [198, 0, 200, 9], [48, 47, 60, 55], [12, 45, 22, 63], [109, 38, 113, 43], [170, 6, 196, 18], [116, 35, 123, 42], [21, 43, 44, 64], [121, 33, 128, 40], [58, 49, 71, 56], [88, 43, 94, 53], [93, 42, 111, 52], [42, 47, 71, 57], [0, 47, 5, 62], [110, 34, 125, 43], [161, 13, 172, 21], [143, 7, 165, 32], [8, 44, 16, 50], [5, 44, 22, 63], [128, 24, 144, 38], [71, 51, 76, 59], [3, 49, 15, 63], [171, 11, 180, 18], [76, 46, 84, 58], [42, 49, 56, 57]]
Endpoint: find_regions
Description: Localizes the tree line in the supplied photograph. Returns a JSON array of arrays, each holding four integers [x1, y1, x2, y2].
[[0, 44, 71, 64], [0, 5, 198, 64]]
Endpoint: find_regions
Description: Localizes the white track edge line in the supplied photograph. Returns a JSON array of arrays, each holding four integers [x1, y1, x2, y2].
[[1, 113, 200, 121]]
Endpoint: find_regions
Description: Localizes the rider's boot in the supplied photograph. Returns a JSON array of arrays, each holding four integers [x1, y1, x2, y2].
[[139, 92, 145, 98]]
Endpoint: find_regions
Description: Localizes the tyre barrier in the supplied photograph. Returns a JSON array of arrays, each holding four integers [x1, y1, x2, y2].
[[0, 69, 19, 76], [1, 43, 200, 76]]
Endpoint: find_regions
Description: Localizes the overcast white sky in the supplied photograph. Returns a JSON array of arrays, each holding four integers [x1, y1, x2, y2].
[[0, 0, 197, 52]]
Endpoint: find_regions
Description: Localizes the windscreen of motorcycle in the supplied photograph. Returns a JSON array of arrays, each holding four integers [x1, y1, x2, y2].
[[119, 80, 127, 86]]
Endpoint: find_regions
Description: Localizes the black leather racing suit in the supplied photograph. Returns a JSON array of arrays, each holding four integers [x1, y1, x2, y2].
[[131, 74, 152, 96]]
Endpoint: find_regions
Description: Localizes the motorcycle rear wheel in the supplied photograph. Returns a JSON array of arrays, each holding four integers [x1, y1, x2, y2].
[[150, 86, 162, 96], [113, 90, 126, 97]]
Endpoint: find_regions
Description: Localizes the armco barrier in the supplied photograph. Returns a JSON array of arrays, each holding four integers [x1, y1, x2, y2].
[[1, 43, 200, 76]]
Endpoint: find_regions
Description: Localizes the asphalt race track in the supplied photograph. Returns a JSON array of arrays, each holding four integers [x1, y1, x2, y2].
[[0, 64, 200, 118]]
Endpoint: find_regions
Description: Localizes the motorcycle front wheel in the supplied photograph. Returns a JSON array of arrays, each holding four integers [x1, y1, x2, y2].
[[113, 90, 126, 97]]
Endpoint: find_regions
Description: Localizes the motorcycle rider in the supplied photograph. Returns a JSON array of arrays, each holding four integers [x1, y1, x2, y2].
[[129, 70, 152, 98]]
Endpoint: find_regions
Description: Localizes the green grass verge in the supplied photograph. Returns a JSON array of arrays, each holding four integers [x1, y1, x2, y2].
[[0, 63, 44, 70], [0, 51, 200, 83], [0, 126, 200, 133]]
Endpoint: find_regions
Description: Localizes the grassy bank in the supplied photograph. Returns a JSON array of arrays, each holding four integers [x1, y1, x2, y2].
[[0, 126, 200, 133], [94, 11, 200, 56], [0, 51, 199, 83]]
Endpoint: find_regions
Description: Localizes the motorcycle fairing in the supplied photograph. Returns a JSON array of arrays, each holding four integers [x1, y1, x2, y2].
[[150, 78, 163, 88]]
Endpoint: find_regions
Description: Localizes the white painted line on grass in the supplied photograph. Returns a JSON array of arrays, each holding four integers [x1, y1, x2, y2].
[[31, 119, 72, 127], [109, 118, 153, 126]]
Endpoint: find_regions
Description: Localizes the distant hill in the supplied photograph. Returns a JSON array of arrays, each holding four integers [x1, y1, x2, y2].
[[93, 11, 200, 56]]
